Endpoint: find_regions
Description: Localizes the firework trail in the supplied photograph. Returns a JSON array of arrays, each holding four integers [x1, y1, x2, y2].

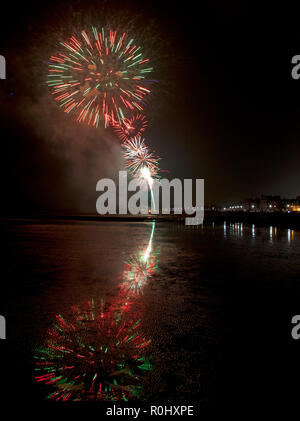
[[34, 298, 152, 401], [121, 136, 160, 210], [47, 26, 153, 128]]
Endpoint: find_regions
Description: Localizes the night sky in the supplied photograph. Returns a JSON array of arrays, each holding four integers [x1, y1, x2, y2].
[[0, 0, 300, 214]]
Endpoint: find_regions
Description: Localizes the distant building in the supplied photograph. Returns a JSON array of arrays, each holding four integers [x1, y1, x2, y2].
[[242, 197, 260, 211], [224, 195, 300, 213]]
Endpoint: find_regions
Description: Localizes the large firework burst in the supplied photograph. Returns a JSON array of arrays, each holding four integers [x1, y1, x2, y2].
[[47, 26, 153, 128], [34, 298, 152, 401]]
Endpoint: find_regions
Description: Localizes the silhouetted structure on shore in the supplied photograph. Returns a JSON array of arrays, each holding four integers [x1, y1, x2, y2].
[[220, 195, 300, 213]]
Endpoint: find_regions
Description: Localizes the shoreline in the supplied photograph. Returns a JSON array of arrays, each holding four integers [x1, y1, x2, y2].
[[1, 211, 300, 229]]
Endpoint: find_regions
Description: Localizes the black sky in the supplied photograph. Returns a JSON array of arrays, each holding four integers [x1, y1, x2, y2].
[[0, 0, 300, 213]]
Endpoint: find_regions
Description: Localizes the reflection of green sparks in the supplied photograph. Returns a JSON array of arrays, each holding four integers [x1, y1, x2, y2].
[[34, 299, 152, 401]]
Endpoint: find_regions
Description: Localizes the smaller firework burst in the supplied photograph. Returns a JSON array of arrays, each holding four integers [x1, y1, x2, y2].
[[122, 136, 160, 180], [122, 136, 148, 159], [113, 114, 148, 141]]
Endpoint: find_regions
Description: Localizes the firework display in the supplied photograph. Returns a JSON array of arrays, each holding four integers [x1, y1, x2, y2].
[[113, 113, 148, 141], [34, 298, 152, 401], [46, 22, 163, 179], [47, 26, 153, 128], [36, 19, 164, 401]]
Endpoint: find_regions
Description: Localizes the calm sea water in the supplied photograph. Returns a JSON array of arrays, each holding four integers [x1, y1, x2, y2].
[[1, 220, 300, 405]]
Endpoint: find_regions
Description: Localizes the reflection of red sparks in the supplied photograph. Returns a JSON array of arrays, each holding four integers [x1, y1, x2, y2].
[[34, 299, 152, 401]]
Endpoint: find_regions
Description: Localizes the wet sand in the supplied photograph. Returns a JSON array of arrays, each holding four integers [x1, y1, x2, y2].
[[0, 220, 299, 409]]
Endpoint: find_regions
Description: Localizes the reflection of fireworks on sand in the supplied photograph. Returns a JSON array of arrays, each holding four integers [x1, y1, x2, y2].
[[120, 222, 159, 296], [113, 113, 148, 141], [121, 253, 156, 295], [34, 298, 152, 401]]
